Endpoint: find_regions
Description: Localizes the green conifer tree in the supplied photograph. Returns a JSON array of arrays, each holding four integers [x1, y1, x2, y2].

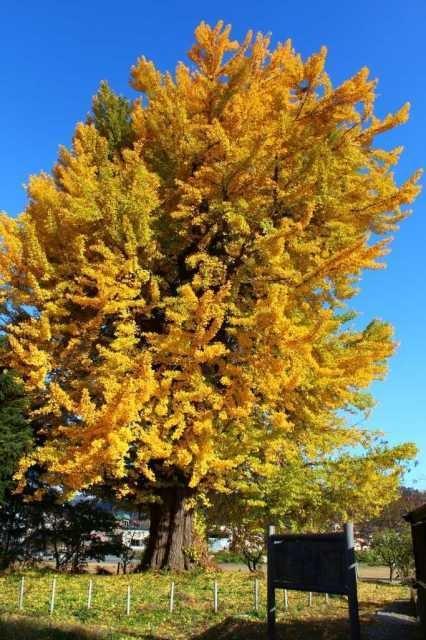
[[87, 80, 135, 154], [0, 339, 32, 502]]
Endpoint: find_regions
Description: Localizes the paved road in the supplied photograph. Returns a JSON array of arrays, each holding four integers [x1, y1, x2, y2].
[[54, 559, 392, 579], [365, 611, 420, 640], [358, 565, 391, 581], [218, 562, 391, 580]]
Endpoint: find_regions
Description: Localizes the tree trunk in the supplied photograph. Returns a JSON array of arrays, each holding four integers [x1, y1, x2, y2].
[[142, 486, 194, 571]]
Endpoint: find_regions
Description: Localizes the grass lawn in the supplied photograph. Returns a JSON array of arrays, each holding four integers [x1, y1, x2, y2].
[[0, 569, 420, 639]]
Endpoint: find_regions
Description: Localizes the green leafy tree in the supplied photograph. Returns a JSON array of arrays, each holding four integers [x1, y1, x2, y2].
[[231, 525, 264, 572], [0, 490, 119, 572], [207, 441, 415, 538], [42, 496, 118, 573], [371, 529, 414, 582], [109, 532, 138, 574]]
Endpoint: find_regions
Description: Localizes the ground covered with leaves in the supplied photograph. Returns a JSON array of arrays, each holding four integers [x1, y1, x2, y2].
[[0, 570, 420, 639]]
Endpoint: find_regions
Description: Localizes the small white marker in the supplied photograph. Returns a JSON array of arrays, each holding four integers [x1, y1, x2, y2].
[[87, 579, 93, 609], [18, 576, 25, 610], [49, 577, 57, 615], [126, 584, 131, 615]]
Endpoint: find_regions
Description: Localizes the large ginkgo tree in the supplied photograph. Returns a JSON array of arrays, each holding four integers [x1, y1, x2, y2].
[[0, 22, 421, 569]]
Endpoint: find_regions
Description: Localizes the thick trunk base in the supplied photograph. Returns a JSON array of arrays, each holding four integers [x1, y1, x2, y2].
[[142, 486, 194, 571]]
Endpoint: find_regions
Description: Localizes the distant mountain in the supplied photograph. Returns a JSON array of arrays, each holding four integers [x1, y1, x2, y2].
[[359, 486, 426, 536]]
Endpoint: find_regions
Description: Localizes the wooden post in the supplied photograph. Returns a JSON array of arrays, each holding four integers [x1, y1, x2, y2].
[[325, 592, 329, 605], [410, 584, 417, 612], [126, 584, 131, 615], [49, 577, 57, 616], [308, 591, 313, 607], [18, 576, 25, 610], [284, 588, 288, 610], [345, 523, 361, 640], [213, 580, 218, 613], [169, 581, 175, 614], [87, 579, 93, 609], [267, 533, 276, 640], [254, 578, 259, 612]]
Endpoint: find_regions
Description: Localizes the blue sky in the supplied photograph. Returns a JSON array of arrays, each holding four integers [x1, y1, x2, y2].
[[1, 1, 425, 486]]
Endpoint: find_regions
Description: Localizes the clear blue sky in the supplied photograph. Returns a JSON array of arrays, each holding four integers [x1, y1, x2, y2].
[[1, 1, 425, 486]]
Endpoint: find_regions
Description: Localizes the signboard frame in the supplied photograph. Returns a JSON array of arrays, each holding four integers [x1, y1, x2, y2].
[[404, 504, 426, 628], [267, 522, 360, 640]]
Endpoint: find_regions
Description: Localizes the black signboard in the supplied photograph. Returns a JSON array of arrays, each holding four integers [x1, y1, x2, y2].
[[267, 523, 360, 639]]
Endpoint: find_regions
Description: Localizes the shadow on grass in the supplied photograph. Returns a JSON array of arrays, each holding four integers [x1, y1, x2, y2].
[[0, 615, 105, 640], [190, 616, 350, 640], [382, 598, 416, 617], [0, 614, 352, 640], [1, 609, 420, 640]]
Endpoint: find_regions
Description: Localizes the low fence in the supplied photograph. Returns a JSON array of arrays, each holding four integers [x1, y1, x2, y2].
[[0, 572, 346, 629], [11, 574, 337, 616]]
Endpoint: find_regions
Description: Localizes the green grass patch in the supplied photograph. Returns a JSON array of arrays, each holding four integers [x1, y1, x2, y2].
[[0, 569, 419, 639]]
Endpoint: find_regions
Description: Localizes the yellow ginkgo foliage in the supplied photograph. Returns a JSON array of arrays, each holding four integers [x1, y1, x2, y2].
[[0, 22, 421, 569]]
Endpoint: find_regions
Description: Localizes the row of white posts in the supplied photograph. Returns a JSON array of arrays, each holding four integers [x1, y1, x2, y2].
[[16, 576, 332, 616]]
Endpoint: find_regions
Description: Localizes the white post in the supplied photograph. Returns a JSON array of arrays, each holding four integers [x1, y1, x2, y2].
[[254, 578, 259, 612], [308, 591, 313, 607], [284, 589, 288, 609], [325, 592, 329, 605], [49, 577, 57, 615], [213, 580, 218, 613], [126, 584, 131, 615], [169, 581, 175, 614], [18, 576, 25, 610], [87, 579, 93, 609]]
